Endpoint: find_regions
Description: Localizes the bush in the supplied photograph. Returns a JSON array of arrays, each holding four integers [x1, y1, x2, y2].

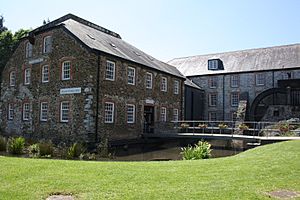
[[67, 143, 85, 159], [38, 141, 54, 157], [28, 144, 40, 158], [181, 141, 212, 160], [0, 136, 7, 151], [7, 137, 25, 155]]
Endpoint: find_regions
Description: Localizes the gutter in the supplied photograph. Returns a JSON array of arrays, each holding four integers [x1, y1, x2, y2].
[[95, 52, 101, 143]]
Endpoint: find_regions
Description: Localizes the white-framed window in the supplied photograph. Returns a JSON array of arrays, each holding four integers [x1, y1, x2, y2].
[[209, 77, 218, 88], [43, 35, 52, 53], [23, 103, 30, 121], [62, 61, 71, 80], [40, 102, 48, 121], [161, 77, 167, 92], [161, 107, 167, 122], [146, 72, 153, 89], [256, 73, 265, 86], [231, 93, 239, 107], [25, 42, 33, 58], [9, 71, 16, 86], [127, 67, 135, 85], [208, 93, 217, 106], [42, 65, 49, 83], [208, 112, 217, 121], [231, 75, 239, 88], [174, 80, 179, 94], [208, 60, 218, 70], [104, 102, 114, 123], [126, 104, 135, 123], [173, 108, 179, 121], [60, 101, 70, 122], [24, 68, 31, 85], [106, 60, 115, 81], [8, 103, 14, 120]]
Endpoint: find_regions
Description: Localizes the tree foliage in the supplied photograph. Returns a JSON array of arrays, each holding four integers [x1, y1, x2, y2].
[[0, 16, 30, 78]]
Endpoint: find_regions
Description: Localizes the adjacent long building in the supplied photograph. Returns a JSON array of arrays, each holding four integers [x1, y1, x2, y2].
[[168, 44, 300, 122], [0, 14, 185, 145]]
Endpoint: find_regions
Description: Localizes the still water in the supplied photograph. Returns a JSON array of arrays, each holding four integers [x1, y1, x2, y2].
[[110, 139, 245, 161]]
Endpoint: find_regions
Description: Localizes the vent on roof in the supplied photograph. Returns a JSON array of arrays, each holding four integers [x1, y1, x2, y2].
[[87, 34, 95, 40], [110, 43, 116, 48], [147, 56, 154, 61], [133, 51, 141, 56]]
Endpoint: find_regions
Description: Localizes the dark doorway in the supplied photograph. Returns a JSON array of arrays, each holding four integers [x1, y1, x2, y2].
[[144, 106, 155, 133]]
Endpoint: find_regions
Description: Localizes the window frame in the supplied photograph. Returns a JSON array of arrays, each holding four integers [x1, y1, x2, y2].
[[8, 103, 14, 120], [173, 108, 179, 122], [42, 65, 49, 83], [230, 74, 239, 88], [127, 67, 135, 85], [61, 61, 71, 81], [9, 71, 16, 87], [126, 104, 135, 124], [208, 59, 218, 70], [160, 107, 167, 122], [60, 101, 70, 123], [231, 92, 239, 107], [208, 112, 217, 121], [174, 80, 179, 94], [104, 102, 115, 123], [105, 60, 115, 81], [255, 73, 265, 86], [209, 77, 218, 88], [22, 103, 30, 121], [25, 42, 33, 58], [43, 35, 52, 54], [24, 68, 31, 85], [40, 102, 48, 122], [161, 77, 167, 92], [208, 93, 217, 107], [146, 72, 153, 89]]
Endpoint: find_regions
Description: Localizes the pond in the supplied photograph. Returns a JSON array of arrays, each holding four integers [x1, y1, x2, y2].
[[109, 138, 246, 161]]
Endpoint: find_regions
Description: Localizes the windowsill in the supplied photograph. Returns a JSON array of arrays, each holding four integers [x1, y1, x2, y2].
[[105, 78, 115, 81], [60, 121, 69, 123]]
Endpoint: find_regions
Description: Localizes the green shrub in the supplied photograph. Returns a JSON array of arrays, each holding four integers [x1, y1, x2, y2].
[[28, 144, 40, 158], [0, 136, 7, 151], [7, 137, 25, 155], [67, 143, 85, 159], [38, 141, 54, 157], [181, 141, 212, 160]]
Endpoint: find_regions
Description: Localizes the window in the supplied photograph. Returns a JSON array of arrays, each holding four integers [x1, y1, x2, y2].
[[127, 67, 135, 85], [9, 71, 16, 86], [105, 102, 114, 123], [23, 103, 30, 121], [127, 104, 135, 123], [146, 72, 153, 89], [106, 60, 115, 81], [173, 108, 179, 121], [42, 65, 49, 83], [25, 42, 33, 58], [8, 104, 14, 120], [24, 68, 31, 85], [208, 93, 217, 106], [161, 77, 167, 92], [208, 112, 217, 121], [40, 102, 48, 121], [60, 101, 70, 122], [62, 61, 71, 80], [256, 73, 265, 86], [43, 36, 52, 53], [208, 59, 218, 70], [161, 107, 167, 122], [231, 75, 239, 87], [231, 93, 239, 107], [209, 77, 218, 88], [174, 80, 179, 94]]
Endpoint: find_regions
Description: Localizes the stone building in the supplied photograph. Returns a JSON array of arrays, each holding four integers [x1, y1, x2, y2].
[[168, 44, 300, 121], [0, 14, 185, 145]]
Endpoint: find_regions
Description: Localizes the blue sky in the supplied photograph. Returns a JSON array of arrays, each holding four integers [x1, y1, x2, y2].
[[1, 0, 299, 61]]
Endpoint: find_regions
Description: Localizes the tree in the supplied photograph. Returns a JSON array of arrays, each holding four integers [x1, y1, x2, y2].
[[0, 15, 8, 33], [0, 22, 30, 78]]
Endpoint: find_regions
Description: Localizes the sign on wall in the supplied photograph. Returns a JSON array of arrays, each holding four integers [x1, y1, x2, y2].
[[60, 87, 82, 95], [29, 58, 44, 64]]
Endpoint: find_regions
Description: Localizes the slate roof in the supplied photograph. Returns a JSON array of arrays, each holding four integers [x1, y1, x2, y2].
[[31, 14, 184, 78], [184, 79, 202, 90], [167, 44, 300, 77]]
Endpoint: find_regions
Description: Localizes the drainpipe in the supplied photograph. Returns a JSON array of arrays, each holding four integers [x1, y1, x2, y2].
[[95, 53, 101, 144], [222, 75, 225, 120]]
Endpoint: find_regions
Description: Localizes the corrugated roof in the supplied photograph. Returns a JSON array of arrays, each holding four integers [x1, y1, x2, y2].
[[32, 14, 184, 78], [168, 44, 300, 76]]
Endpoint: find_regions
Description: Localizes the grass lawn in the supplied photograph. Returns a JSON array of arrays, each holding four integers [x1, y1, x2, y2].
[[0, 141, 299, 200]]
